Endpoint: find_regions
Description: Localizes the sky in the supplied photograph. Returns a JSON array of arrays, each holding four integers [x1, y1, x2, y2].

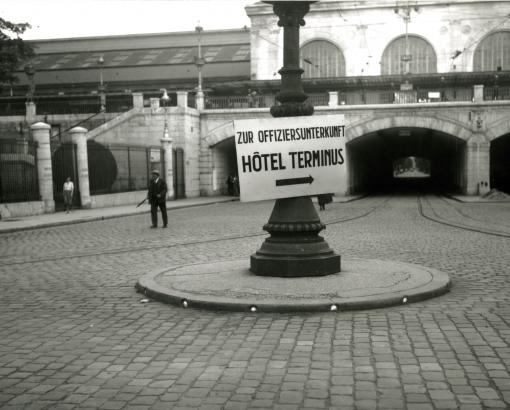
[[0, 0, 257, 40]]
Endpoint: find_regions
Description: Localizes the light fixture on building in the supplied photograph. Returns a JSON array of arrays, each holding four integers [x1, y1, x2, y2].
[[161, 88, 170, 139]]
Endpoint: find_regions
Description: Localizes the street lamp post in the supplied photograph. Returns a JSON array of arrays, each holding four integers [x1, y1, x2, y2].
[[160, 88, 174, 199], [24, 63, 36, 103], [98, 55, 106, 112], [194, 24, 205, 104], [249, 1, 340, 277], [161, 88, 170, 138]]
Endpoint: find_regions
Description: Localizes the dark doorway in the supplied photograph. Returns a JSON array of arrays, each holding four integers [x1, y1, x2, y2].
[[52, 143, 79, 211], [490, 133, 510, 194], [173, 148, 185, 199]]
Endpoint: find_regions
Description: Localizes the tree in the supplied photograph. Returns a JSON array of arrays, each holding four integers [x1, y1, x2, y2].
[[0, 17, 34, 86]]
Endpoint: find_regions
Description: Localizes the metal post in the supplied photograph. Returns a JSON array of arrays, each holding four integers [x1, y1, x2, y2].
[[250, 1, 340, 277], [195, 25, 204, 93], [24, 64, 36, 103], [98, 55, 106, 112], [160, 89, 174, 199]]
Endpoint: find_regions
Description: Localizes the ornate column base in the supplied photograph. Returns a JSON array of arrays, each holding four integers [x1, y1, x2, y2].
[[250, 197, 341, 277]]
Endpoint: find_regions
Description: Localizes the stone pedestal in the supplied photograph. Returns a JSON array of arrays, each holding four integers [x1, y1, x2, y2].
[[31, 122, 55, 213], [161, 138, 174, 199], [177, 91, 188, 108], [69, 127, 91, 208], [196, 91, 205, 110], [25, 102, 36, 124], [328, 91, 338, 107], [132, 92, 144, 108], [473, 85, 484, 103]]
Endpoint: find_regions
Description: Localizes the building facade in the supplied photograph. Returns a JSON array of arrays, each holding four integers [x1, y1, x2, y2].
[[1, 0, 510, 217]]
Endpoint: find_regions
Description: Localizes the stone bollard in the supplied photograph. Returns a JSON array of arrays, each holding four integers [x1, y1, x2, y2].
[[25, 102, 36, 124], [328, 91, 339, 107], [161, 137, 174, 199], [177, 91, 188, 108], [195, 90, 205, 110], [473, 85, 484, 103], [132, 92, 144, 108], [31, 122, 55, 213], [69, 127, 92, 208]]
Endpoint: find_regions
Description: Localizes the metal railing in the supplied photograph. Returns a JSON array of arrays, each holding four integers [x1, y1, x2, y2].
[[0, 94, 134, 116], [205, 95, 276, 109], [0, 139, 39, 203], [484, 86, 510, 101]]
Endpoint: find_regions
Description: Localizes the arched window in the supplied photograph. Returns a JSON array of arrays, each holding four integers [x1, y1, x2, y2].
[[381, 35, 437, 75], [473, 31, 510, 71], [300, 40, 345, 78]]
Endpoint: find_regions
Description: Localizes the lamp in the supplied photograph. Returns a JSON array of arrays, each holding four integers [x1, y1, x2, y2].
[[161, 88, 170, 139]]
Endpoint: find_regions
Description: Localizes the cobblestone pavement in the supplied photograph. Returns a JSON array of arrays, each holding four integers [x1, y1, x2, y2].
[[1, 195, 510, 410]]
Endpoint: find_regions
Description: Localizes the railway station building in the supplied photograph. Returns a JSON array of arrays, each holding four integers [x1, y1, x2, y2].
[[1, 0, 510, 216]]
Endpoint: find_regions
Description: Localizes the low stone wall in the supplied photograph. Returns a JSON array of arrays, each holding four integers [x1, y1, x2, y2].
[[91, 190, 147, 209], [0, 201, 45, 219]]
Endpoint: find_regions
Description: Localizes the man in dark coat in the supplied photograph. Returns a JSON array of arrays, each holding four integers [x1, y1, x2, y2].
[[147, 169, 168, 228]]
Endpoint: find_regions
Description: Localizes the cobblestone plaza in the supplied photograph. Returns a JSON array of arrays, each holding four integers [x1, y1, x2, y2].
[[1, 196, 510, 409]]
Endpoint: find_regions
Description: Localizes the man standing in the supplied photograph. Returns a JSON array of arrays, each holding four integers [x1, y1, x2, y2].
[[147, 169, 168, 228], [63, 177, 74, 213]]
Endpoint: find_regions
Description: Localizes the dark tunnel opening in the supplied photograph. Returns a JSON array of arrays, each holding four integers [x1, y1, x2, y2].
[[491, 133, 510, 195], [347, 127, 466, 195]]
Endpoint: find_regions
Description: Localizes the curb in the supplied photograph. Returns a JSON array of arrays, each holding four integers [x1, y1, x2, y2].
[[0, 198, 238, 234], [135, 258, 452, 313]]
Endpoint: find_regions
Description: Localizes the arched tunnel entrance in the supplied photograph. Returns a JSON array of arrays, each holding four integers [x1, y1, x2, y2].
[[347, 127, 466, 194], [491, 133, 510, 194], [212, 136, 237, 195]]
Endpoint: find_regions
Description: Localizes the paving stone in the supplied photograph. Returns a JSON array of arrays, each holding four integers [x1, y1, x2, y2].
[[1, 197, 510, 409]]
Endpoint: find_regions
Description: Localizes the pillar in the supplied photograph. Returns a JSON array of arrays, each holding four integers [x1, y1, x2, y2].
[[150, 98, 160, 113], [473, 85, 484, 103], [31, 122, 55, 213], [177, 91, 188, 108], [69, 127, 91, 208], [328, 91, 338, 107], [465, 137, 490, 195], [25, 102, 36, 124], [195, 90, 205, 110], [132, 92, 144, 108], [161, 137, 174, 199]]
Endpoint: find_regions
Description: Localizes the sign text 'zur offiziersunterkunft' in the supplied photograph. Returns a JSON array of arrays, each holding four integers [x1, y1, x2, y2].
[[233, 115, 346, 202]]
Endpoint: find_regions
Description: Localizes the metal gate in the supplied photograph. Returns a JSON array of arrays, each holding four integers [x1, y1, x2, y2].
[[52, 143, 80, 210], [173, 148, 185, 199]]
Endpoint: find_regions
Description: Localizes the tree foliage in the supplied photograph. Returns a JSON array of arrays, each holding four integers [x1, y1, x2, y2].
[[0, 17, 34, 85]]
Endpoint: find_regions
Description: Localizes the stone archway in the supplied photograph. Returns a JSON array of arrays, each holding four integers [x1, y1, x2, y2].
[[347, 114, 475, 143], [345, 114, 479, 194], [202, 122, 237, 196]]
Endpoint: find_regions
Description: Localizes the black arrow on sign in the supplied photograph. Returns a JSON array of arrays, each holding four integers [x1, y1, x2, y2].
[[275, 175, 314, 187]]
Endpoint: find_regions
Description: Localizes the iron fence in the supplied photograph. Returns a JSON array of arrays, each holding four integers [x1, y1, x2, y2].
[[205, 95, 276, 109], [87, 143, 162, 195], [0, 99, 26, 116], [0, 139, 39, 203]]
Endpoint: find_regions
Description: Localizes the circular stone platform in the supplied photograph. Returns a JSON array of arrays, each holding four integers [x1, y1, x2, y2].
[[136, 258, 451, 312]]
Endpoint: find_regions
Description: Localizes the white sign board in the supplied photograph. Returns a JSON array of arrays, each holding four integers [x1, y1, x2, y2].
[[233, 114, 346, 202]]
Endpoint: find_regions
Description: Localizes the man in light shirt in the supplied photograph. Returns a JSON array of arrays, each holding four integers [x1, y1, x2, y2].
[[63, 177, 74, 213]]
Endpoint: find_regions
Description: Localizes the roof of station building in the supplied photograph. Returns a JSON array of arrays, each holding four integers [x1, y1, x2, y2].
[[16, 29, 251, 89]]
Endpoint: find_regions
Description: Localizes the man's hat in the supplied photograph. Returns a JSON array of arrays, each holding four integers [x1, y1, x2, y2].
[[151, 169, 160, 175]]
